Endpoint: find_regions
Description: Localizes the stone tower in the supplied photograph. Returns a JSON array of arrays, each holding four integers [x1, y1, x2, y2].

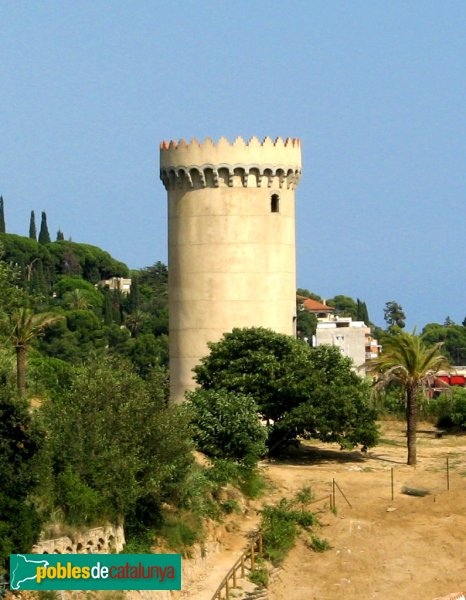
[[160, 136, 302, 402]]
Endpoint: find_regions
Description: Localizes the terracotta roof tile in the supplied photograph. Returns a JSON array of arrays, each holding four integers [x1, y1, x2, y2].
[[301, 298, 334, 312]]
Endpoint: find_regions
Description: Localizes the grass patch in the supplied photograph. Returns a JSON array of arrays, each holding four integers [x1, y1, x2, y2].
[[260, 486, 318, 565], [249, 562, 269, 587], [156, 513, 202, 556], [307, 534, 332, 553], [379, 437, 405, 447]]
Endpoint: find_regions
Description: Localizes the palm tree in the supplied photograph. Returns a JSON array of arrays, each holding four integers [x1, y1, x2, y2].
[[8, 308, 63, 396], [366, 331, 450, 465], [64, 288, 91, 310]]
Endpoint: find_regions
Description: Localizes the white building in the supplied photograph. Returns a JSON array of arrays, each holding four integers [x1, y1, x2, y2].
[[298, 297, 380, 375]]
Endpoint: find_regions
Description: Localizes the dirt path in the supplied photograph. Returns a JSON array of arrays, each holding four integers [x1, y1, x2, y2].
[[266, 421, 466, 600]]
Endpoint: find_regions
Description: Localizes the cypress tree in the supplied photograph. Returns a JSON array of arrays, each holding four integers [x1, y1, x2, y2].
[[38, 211, 51, 245], [29, 211, 37, 240], [0, 196, 5, 233], [56, 229, 64, 241], [127, 276, 140, 312], [103, 289, 113, 326], [356, 299, 370, 325]]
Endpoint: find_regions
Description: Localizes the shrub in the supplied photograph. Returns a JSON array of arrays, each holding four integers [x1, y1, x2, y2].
[[187, 388, 267, 466], [261, 499, 300, 564], [307, 534, 332, 552], [249, 562, 269, 587], [425, 387, 466, 429]]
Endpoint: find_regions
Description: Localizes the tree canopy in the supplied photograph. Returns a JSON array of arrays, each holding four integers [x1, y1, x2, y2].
[[383, 300, 406, 333], [193, 327, 379, 453]]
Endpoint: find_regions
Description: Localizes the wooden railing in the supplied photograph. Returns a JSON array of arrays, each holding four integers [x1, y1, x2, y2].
[[211, 492, 335, 600], [211, 532, 263, 600]]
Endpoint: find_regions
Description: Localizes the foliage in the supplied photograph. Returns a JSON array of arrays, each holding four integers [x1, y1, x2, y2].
[[296, 308, 317, 342], [7, 308, 64, 395], [38, 212, 51, 245], [204, 459, 267, 500], [326, 295, 359, 319], [43, 359, 193, 526], [426, 387, 466, 429], [194, 327, 315, 423], [0, 387, 43, 576], [296, 288, 322, 301], [383, 300, 406, 333], [367, 331, 450, 465], [422, 321, 466, 365], [307, 534, 332, 552], [28, 355, 75, 400], [156, 514, 200, 554], [356, 298, 370, 324], [260, 492, 316, 564], [29, 210, 37, 240], [194, 328, 378, 453], [249, 562, 269, 587], [0, 196, 5, 233], [0, 244, 29, 320], [187, 388, 267, 465]]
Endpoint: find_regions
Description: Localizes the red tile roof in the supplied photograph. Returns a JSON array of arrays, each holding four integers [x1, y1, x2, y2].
[[299, 298, 334, 313]]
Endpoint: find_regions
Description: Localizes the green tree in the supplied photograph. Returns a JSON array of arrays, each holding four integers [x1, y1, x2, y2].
[[194, 328, 378, 453], [63, 289, 91, 310], [0, 388, 43, 577], [327, 295, 358, 319], [0, 196, 5, 233], [366, 331, 450, 465], [38, 211, 51, 245], [383, 300, 406, 333], [56, 229, 64, 241], [187, 388, 267, 465], [29, 210, 37, 240], [422, 323, 466, 365], [0, 244, 27, 319], [356, 299, 370, 324], [44, 359, 192, 525], [7, 308, 63, 396], [296, 288, 322, 301], [296, 308, 317, 343]]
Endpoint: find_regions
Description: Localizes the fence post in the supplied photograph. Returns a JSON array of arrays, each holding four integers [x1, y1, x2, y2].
[[232, 564, 237, 588], [447, 456, 450, 491], [332, 478, 336, 511], [225, 576, 230, 600]]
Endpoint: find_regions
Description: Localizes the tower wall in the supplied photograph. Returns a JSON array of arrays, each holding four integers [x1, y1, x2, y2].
[[160, 136, 302, 402]]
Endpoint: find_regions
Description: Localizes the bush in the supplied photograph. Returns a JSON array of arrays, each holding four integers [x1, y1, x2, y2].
[[261, 500, 300, 564], [55, 468, 104, 526], [259, 488, 317, 564], [157, 514, 201, 555], [0, 388, 43, 577], [307, 534, 332, 552], [427, 387, 466, 429], [249, 562, 269, 587], [187, 389, 267, 466]]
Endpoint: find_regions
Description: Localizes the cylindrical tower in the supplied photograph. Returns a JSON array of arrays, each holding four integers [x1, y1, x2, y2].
[[160, 136, 302, 402]]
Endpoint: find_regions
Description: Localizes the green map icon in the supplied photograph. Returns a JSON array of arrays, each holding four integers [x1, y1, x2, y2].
[[10, 555, 50, 590]]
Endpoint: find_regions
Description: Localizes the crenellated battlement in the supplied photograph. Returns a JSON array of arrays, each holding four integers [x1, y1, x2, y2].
[[160, 136, 301, 190]]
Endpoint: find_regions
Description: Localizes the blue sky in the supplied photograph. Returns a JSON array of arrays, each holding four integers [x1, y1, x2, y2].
[[1, 1, 465, 329]]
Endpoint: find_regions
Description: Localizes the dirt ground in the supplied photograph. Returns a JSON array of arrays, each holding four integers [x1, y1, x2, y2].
[[9, 421, 466, 600], [265, 420, 466, 600]]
